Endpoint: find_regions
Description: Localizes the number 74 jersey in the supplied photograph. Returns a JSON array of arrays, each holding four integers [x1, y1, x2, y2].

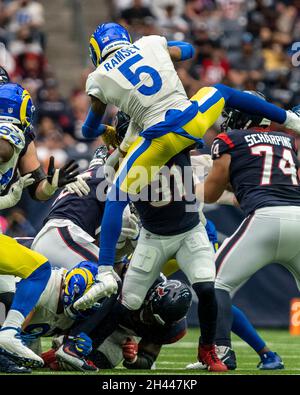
[[86, 35, 190, 131], [211, 129, 300, 216]]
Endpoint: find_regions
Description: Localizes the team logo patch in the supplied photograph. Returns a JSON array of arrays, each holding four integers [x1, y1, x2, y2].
[[156, 286, 168, 298]]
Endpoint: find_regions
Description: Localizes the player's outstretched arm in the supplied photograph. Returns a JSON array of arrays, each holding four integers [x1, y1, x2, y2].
[[82, 96, 107, 139], [167, 41, 195, 62], [197, 154, 231, 204], [214, 84, 300, 134]]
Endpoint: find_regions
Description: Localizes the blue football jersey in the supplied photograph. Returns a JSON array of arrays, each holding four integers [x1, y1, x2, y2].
[[211, 129, 300, 216], [133, 150, 200, 235], [44, 165, 106, 238]]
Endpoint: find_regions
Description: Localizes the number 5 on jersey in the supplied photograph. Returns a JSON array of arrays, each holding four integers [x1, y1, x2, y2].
[[118, 54, 162, 96]]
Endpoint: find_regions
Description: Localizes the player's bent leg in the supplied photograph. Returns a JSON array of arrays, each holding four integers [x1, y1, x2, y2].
[[0, 259, 51, 368], [183, 87, 225, 139], [121, 230, 166, 310], [32, 226, 99, 269]]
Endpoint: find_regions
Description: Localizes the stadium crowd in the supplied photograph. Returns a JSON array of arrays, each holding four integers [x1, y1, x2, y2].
[[0, 0, 300, 235]]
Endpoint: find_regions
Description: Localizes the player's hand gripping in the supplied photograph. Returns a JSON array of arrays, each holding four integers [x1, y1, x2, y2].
[[42, 156, 79, 197], [73, 266, 119, 310], [65, 172, 91, 197], [122, 338, 138, 363]]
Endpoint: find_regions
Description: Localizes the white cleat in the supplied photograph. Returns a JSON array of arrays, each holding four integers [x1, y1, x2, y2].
[[186, 361, 207, 370], [0, 327, 44, 368]]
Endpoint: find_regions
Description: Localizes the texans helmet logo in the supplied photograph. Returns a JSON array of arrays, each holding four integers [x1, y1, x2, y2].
[[156, 286, 167, 298]]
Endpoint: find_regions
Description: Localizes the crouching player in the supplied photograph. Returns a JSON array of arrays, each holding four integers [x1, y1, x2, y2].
[[42, 272, 192, 371], [0, 81, 79, 371]]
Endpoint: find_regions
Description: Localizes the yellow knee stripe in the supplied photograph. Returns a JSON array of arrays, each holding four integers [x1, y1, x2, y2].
[[0, 235, 48, 278]]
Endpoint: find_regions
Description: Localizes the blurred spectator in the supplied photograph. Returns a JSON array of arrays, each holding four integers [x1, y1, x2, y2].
[[36, 78, 74, 134], [5, 208, 36, 237], [120, 0, 154, 25]]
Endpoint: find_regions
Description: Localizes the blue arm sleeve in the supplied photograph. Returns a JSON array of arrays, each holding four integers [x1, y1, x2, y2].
[[82, 108, 106, 139], [167, 41, 195, 61], [98, 187, 130, 266], [214, 84, 287, 124]]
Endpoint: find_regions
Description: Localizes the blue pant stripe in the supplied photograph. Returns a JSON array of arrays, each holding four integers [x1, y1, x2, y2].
[[198, 91, 223, 113], [115, 139, 151, 189]]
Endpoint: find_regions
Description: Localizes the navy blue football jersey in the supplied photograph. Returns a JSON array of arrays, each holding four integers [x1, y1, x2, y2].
[[211, 129, 300, 216], [119, 312, 187, 345], [44, 165, 107, 238], [133, 150, 200, 235]]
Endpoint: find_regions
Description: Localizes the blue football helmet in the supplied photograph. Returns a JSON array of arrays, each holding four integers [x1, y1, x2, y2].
[[63, 261, 98, 319], [0, 83, 35, 134], [89, 22, 132, 67]]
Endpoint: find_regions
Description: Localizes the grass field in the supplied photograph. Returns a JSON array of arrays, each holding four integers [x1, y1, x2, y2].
[[28, 328, 300, 375]]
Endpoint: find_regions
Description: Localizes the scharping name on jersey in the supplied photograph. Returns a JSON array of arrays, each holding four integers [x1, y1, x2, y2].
[[211, 129, 300, 216]]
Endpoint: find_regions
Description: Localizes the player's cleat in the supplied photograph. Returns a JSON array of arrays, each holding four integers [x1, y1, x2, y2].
[[0, 354, 31, 373], [55, 340, 98, 372], [216, 345, 237, 370], [186, 361, 207, 370], [257, 352, 284, 370], [198, 344, 228, 372], [0, 327, 44, 368]]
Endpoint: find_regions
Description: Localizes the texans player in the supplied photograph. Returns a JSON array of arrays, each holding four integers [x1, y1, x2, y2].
[[32, 146, 139, 269], [42, 275, 192, 371], [113, 112, 283, 371], [76, 22, 300, 323], [199, 92, 300, 369]]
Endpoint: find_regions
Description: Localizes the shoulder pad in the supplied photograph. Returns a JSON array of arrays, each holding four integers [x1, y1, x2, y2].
[[0, 123, 25, 150]]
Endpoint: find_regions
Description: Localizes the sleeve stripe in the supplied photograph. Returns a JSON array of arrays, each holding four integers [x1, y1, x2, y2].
[[216, 133, 235, 149]]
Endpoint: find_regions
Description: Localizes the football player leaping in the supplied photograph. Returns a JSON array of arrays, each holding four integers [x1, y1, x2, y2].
[[198, 93, 300, 369], [76, 22, 300, 310], [0, 74, 81, 371]]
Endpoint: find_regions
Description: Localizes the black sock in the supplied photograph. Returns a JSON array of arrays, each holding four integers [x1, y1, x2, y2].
[[215, 288, 232, 348], [192, 282, 217, 345]]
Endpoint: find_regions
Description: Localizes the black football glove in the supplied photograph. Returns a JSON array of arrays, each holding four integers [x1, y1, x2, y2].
[[42, 156, 79, 197]]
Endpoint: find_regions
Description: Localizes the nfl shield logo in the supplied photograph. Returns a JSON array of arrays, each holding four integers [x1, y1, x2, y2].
[[8, 107, 13, 114]]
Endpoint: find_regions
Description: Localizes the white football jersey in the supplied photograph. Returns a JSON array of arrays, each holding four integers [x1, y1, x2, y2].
[[24, 268, 73, 337], [86, 35, 191, 130], [0, 123, 25, 194]]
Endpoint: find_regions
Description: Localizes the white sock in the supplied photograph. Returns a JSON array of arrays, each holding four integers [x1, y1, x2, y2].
[[2, 310, 25, 329]]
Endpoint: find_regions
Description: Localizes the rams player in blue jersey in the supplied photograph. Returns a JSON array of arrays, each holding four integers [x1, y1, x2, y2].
[[76, 23, 300, 321]]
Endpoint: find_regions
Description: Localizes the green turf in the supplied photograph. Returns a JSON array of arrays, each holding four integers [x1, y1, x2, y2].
[[18, 328, 300, 375]]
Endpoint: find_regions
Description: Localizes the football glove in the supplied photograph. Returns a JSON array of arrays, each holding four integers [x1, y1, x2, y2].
[[119, 212, 140, 241], [122, 338, 138, 363], [101, 125, 120, 148], [65, 173, 91, 197], [0, 173, 34, 209], [73, 266, 119, 310], [284, 105, 300, 134], [41, 157, 79, 197]]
